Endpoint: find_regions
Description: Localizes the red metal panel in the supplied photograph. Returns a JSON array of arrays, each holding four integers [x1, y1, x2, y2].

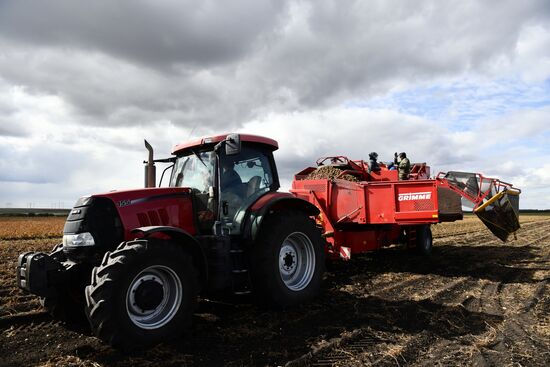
[[330, 180, 366, 224], [292, 175, 444, 257], [172, 134, 278, 154], [368, 169, 398, 182], [331, 226, 402, 258], [394, 181, 437, 213], [249, 191, 294, 211], [394, 211, 439, 223], [364, 183, 395, 224], [293, 178, 442, 226], [93, 187, 196, 240]]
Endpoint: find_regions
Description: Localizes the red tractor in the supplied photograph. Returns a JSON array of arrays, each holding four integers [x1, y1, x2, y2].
[[16, 133, 520, 350]]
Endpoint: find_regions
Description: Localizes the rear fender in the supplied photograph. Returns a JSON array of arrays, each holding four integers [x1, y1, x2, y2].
[[131, 226, 208, 288], [242, 192, 320, 243]]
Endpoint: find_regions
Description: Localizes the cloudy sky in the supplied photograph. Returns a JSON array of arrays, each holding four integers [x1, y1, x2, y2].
[[1, 0, 549, 209]]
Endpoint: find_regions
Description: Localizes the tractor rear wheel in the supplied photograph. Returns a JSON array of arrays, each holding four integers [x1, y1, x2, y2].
[[40, 243, 87, 323], [84, 239, 198, 350], [251, 211, 325, 307]]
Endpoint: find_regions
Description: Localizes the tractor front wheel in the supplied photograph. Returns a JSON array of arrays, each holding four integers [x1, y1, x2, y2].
[[40, 243, 87, 324], [251, 211, 325, 307], [84, 239, 198, 350]]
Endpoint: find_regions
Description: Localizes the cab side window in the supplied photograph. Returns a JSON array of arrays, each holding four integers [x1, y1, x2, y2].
[[233, 155, 273, 196], [219, 146, 276, 234]]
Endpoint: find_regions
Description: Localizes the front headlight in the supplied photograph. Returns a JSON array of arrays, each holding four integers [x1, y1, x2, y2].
[[63, 232, 96, 247]]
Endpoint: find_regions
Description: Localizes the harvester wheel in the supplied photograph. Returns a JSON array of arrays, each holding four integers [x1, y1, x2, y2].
[[40, 243, 86, 323], [84, 239, 198, 350], [416, 225, 433, 255], [251, 211, 325, 307]]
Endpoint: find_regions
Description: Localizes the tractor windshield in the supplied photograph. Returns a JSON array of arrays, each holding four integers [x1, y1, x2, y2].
[[170, 150, 215, 193]]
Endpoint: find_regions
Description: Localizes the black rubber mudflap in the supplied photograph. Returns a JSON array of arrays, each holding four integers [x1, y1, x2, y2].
[[475, 191, 520, 242]]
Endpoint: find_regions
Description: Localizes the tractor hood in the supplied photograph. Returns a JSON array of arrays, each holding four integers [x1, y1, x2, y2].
[[91, 187, 191, 209], [91, 187, 197, 239], [64, 187, 196, 261]]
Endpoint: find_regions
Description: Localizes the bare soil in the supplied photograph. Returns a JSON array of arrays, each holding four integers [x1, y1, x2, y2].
[[1, 216, 549, 366]]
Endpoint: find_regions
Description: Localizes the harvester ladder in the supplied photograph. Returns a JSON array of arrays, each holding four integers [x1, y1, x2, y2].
[[229, 243, 252, 295]]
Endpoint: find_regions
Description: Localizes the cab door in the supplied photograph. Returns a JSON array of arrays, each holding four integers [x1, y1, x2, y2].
[[218, 145, 276, 234]]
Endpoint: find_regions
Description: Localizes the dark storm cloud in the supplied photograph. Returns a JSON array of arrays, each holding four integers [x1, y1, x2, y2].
[[257, 0, 550, 108], [0, 0, 289, 129], [0, 0, 549, 131], [0, 0, 287, 68]]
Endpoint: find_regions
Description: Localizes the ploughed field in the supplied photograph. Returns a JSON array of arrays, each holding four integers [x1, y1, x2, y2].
[[0, 215, 549, 367]]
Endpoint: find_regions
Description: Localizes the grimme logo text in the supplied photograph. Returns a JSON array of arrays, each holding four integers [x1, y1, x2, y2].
[[398, 192, 432, 201]]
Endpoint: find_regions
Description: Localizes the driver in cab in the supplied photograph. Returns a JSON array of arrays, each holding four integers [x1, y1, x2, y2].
[[220, 159, 243, 193]]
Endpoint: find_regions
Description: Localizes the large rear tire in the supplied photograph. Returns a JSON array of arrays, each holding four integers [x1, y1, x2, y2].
[[40, 243, 87, 324], [251, 211, 325, 307], [84, 239, 198, 350]]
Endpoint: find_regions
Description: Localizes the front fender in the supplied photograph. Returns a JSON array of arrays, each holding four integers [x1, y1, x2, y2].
[[131, 226, 208, 288], [241, 192, 320, 243]]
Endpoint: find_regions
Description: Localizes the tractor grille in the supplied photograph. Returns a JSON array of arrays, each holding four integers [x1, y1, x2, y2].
[[137, 209, 170, 226], [63, 197, 123, 261]]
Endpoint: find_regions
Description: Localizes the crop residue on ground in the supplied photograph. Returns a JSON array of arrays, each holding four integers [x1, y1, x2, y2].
[[0, 215, 549, 366]]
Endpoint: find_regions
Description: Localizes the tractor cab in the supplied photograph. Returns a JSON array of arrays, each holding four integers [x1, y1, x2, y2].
[[170, 134, 280, 235]]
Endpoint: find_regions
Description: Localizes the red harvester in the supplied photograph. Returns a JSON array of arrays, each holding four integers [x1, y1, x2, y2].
[[291, 156, 520, 260]]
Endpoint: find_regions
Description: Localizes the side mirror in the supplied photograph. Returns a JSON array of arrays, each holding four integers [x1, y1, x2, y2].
[[225, 134, 241, 156]]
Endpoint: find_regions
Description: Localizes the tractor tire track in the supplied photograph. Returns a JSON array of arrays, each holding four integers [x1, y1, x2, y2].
[[407, 277, 467, 303], [368, 274, 426, 298], [0, 311, 50, 329], [285, 276, 486, 366], [289, 219, 550, 366], [469, 220, 550, 366]]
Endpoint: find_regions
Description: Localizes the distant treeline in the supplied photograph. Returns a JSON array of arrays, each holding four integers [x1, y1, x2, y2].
[[0, 208, 70, 217]]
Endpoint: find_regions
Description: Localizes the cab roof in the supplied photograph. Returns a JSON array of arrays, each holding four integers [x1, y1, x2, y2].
[[172, 133, 278, 155]]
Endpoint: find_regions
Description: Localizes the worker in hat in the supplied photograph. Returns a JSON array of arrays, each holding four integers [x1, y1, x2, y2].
[[394, 152, 411, 180], [367, 152, 381, 174]]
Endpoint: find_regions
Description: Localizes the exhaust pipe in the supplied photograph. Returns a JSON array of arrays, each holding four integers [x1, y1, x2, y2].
[[144, 139, 156, 188]]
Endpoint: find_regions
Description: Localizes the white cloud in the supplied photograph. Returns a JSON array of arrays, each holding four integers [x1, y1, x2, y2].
[[514, 24, 550, 82], [237, 105, 550, 210]]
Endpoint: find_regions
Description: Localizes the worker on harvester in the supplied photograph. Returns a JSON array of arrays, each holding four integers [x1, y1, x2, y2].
[[368, 152, 381, 173], [395, 152, 411, 180]]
